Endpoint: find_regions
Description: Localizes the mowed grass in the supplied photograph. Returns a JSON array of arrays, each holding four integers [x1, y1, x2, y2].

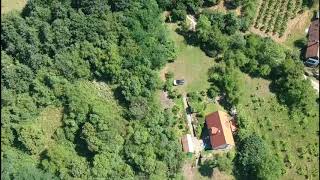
[[1, 0, 27, 15], [237, 73, 319, 179], [164, 23, 215, 94]]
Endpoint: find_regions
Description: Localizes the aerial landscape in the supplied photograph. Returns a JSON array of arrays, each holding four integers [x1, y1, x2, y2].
[[1, 0, 319, 179]]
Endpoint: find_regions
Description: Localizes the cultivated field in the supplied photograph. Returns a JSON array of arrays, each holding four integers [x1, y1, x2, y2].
[[253, 0, 304, 37]]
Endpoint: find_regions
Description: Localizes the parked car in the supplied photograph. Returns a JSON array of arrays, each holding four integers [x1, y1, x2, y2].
[[304, 58, 319, 67], [173, 79, 185, 86]]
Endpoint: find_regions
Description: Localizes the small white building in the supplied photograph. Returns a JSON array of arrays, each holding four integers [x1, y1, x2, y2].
[[181, 134, 195, 153]]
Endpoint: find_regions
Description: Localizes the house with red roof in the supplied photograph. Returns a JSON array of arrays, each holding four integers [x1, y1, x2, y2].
[[305, 18, 319, 61], [205, 111, 235, 150]]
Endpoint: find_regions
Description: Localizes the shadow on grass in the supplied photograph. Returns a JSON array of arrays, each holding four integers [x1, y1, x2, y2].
[[74, 124, 95, 163], [198, 160, 214, 177], [223, 1, 238, 10], [175, 28, 199, 47], [200, 124, 212, 150], [217, 94, 233, 111], [174, 22, 220, 59]]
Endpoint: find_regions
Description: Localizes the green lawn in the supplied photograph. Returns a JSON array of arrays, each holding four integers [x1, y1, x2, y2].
[[237, 73, 319, 179], [164, 23, 215, 94], [1, 0, 27, 15]]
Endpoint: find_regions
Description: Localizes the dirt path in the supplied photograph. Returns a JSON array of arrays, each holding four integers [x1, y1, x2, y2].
[[182, 163, 196, 180]]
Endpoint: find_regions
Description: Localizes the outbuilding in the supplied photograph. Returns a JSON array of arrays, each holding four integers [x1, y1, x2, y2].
[[181, 134, 195, 153]]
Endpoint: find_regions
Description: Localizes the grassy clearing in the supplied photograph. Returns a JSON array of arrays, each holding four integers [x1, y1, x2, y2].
[[164, 23, 215, 94], [37, 106, 63, 148], [203, 100, 226, 115], [237, 73, 319, 179], [1, 0, 27, 15]]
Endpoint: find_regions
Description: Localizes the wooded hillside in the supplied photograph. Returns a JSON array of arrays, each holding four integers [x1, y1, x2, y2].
[[1, 0, 184, 179]]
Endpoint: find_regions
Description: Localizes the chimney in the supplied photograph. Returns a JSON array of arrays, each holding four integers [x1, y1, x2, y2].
[[210, 127, 219, 135]]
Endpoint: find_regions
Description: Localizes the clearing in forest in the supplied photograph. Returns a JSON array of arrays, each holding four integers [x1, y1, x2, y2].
[[162, 23, 215, 94], [37, 107, 64, 149], [1, 0, 27, 14]]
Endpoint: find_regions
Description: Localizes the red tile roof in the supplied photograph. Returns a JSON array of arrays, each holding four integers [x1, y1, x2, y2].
[[306, 42, 319, 59], [308, 20, 319, 42], [205, 111, 235, 149], [306, 20, 319, 59]]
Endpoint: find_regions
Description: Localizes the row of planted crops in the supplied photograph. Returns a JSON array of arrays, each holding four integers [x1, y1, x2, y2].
[[254, 0, 303, 37]]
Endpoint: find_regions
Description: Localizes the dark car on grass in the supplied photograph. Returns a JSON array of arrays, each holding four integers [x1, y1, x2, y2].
[[173, 79, 185, 86]]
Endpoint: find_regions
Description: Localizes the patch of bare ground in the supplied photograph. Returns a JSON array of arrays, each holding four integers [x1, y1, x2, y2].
[[182, 163, 196, 180], [211, 168, 234, 180], [159, 91, 174, 109], [159, 65, 168, 82], [159, 66, 175, 109], [250, 10, 311, 43]]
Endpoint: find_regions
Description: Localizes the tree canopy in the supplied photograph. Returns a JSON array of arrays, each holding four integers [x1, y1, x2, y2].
[[235, 134, 283, 180], [1, 0, 183, 179]]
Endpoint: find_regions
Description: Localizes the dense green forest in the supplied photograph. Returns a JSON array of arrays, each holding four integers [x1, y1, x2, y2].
[[1, 0, 184, 179]]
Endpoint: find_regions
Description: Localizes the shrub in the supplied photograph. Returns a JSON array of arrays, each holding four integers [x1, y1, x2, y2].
[[207, 86, 219, 99]]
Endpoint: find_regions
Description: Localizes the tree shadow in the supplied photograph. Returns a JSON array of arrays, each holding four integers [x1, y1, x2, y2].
[[217, 94, 233, 111], [113, 86, 130, 108], [293, 38, 307, 60], [198, 160, 214, 177], [223, 0, 238, 10], [74, 124, 95, 164], [200, 124, 212, 150], [10, 127, 29, 153], [175, 28, 199, 47]]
